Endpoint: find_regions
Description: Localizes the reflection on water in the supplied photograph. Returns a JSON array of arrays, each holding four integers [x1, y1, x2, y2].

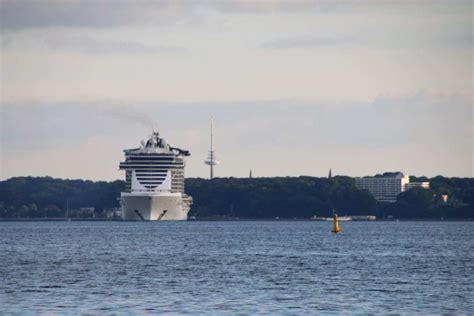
[[1, 221, 473, 314]]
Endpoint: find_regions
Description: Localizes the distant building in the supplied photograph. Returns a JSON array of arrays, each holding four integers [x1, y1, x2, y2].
[[441, 194, 449, 203], [105, 207, 122, 218], [79, 207, 95, 215], [355, 172, 430, 203], [355, 172, 409, 202], [249, 169, 253, 178], [405, 182, 430, 190], [328, 168, 332, 179], [68, 207, 95, 218], [351, 215, 377, 221]]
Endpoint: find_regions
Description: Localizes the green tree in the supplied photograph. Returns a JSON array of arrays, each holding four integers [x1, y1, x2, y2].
[[18, 205, 29, 218], [396, 187, 434, 218]]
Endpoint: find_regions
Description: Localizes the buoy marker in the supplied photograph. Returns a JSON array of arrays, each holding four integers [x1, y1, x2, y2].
[[332, 210, 341, 234]]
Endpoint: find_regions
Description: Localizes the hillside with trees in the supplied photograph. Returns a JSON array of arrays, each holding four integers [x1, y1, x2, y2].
[[186, 176, 376, 219], [0, 176, 472, 219]]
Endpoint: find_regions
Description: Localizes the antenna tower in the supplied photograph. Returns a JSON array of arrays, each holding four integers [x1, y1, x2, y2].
[[204, 118, 220, 179]]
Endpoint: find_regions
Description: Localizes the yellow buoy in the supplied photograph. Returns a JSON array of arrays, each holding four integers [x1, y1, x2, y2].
[[332, 212, 341, 234]]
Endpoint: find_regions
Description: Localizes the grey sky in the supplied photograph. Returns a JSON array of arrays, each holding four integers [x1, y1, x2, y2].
[[0, 0, 472, 180]]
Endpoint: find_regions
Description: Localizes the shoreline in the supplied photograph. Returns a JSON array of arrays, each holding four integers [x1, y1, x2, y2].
[[0, 218, 472, 222]]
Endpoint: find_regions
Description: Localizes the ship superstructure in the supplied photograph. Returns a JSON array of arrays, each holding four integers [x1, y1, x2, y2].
[[119, 131, 192, 220]]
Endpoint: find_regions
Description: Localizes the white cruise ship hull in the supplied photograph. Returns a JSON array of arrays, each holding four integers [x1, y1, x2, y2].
[[121, 192, 190, 221]]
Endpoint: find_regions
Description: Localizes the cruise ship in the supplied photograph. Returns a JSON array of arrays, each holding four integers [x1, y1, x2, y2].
[[119, 131, 192, 220]]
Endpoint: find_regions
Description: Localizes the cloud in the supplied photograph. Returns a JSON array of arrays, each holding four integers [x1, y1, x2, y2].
[[0, 0, 169, 30], [261, 35, 358, 49], [43, 36, 182, 54], [2, 0, 470, 31], [261, 32, 472, 50], [211, 0, 347, 14], [1, 93, 472, 180], [0, 0, 390, 31]]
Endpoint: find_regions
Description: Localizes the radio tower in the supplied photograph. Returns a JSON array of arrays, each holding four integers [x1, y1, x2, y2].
[[204, 118, 220, 179]]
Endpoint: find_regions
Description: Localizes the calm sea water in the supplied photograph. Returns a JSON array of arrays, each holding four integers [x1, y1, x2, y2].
[[1, 221, 473, 314]]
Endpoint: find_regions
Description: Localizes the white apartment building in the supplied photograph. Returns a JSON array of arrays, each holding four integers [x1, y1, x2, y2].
[[355, 172, 429, 203], [405, 182, 430, 190]]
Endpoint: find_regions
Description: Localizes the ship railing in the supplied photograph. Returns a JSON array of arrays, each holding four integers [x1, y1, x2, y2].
[[131, 188, 175, 193]]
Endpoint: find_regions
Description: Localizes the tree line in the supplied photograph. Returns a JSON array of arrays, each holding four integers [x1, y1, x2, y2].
[[0, 176, 472, 219]]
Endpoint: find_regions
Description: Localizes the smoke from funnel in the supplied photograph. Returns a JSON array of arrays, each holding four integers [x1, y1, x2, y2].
[[106, 107, 158, 131]]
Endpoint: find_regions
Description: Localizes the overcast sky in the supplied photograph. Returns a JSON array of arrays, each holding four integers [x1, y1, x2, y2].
[[1, 0, 472, 180]]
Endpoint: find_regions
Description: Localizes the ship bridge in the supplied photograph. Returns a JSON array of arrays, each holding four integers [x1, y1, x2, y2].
[[119, 132, 190, 193]]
